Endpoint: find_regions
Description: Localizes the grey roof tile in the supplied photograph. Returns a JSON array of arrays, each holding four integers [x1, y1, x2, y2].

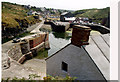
[[83, 34, 110, 80]]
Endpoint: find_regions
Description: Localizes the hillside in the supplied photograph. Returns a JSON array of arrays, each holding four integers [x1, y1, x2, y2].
[[2, 2, 41, 28], [74, 7, 110, 27], [2, 2, 41, 43]]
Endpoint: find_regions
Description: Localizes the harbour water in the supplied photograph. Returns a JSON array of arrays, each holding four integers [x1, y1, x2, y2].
[[35, 30, 72, 59]]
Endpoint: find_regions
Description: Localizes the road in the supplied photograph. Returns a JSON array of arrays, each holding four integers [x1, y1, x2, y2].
[[27, 23, 40, 32], [30, 18, 44, 33], [2, 19, 46, 80]]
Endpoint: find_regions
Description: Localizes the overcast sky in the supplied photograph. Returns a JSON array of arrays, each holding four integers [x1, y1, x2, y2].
[[1, 0, 110, 10]]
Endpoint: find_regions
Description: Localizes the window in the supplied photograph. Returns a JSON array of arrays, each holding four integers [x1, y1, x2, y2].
[[62, 62, 68, 72]]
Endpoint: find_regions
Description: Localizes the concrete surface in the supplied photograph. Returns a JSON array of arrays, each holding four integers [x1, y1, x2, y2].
[[2, 59, 46, 80]]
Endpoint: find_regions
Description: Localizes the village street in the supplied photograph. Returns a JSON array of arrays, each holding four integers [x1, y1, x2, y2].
[[2, 19, 46, 80]]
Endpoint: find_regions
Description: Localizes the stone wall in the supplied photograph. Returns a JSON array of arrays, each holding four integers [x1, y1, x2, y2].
[[8, 44, 23, 61], [85, 25, 110, 34], [29, 33, 49, 49], [7, 33, 50, 64], [18, 52, 33, 64], [20, 41, 30, 54]]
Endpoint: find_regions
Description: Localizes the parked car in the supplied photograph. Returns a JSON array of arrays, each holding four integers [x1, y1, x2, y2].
[[13, 37, 21, 43]]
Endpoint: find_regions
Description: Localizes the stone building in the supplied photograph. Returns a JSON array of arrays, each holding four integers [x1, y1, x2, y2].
[[45, 25, 109, 80]]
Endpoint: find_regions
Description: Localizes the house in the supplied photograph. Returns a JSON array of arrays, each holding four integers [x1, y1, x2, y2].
[[27, 10, 38, 16], [60, 12, 73, 22], [45, 25, 109, 80]]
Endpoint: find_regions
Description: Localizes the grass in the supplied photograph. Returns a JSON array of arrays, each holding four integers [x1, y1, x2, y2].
[[52, 32, 67, 38], [74, 7, 110, 24], [34, 49, 48, 59], [40, 27, 52, 33], [90, 30, 101, 35], [2, 2, 42, 43], [2, 2, 40, 28]]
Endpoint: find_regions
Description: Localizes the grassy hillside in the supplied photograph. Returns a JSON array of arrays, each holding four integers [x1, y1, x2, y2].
[[74, 7, 110, 26], [2, 2, 41, 43], [2, 2, 40, 28]]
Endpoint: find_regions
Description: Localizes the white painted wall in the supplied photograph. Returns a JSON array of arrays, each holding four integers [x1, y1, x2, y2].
[[46, 44, 105, 80]]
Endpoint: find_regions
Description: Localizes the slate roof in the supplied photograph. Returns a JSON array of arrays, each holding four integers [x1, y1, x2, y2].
[[46, 33, 110, 80], [83, 33, 110, 80]]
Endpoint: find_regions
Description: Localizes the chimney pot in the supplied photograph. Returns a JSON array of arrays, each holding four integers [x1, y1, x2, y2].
[[71, 25, 91, 47]]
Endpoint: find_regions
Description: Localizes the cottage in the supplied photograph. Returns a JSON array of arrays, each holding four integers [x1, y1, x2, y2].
[[27, 10, 38, 16], [45, 25, 109, 80]]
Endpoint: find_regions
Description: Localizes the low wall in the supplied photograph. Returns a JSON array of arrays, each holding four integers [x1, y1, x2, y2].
[[7, 40, 49, 64], [84, 25, 110, 34], [70, 24, 110, 34], [18, 52, 33, 64]]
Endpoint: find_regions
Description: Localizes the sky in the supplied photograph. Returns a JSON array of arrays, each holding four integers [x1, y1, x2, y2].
[[1, 0, 110, 10]]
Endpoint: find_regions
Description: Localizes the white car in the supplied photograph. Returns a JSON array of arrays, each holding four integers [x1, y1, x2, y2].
[[13, 37, 21, 43]]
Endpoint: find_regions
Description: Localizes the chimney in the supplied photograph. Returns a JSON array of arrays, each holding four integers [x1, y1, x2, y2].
[[71, 25, 91, 47]]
